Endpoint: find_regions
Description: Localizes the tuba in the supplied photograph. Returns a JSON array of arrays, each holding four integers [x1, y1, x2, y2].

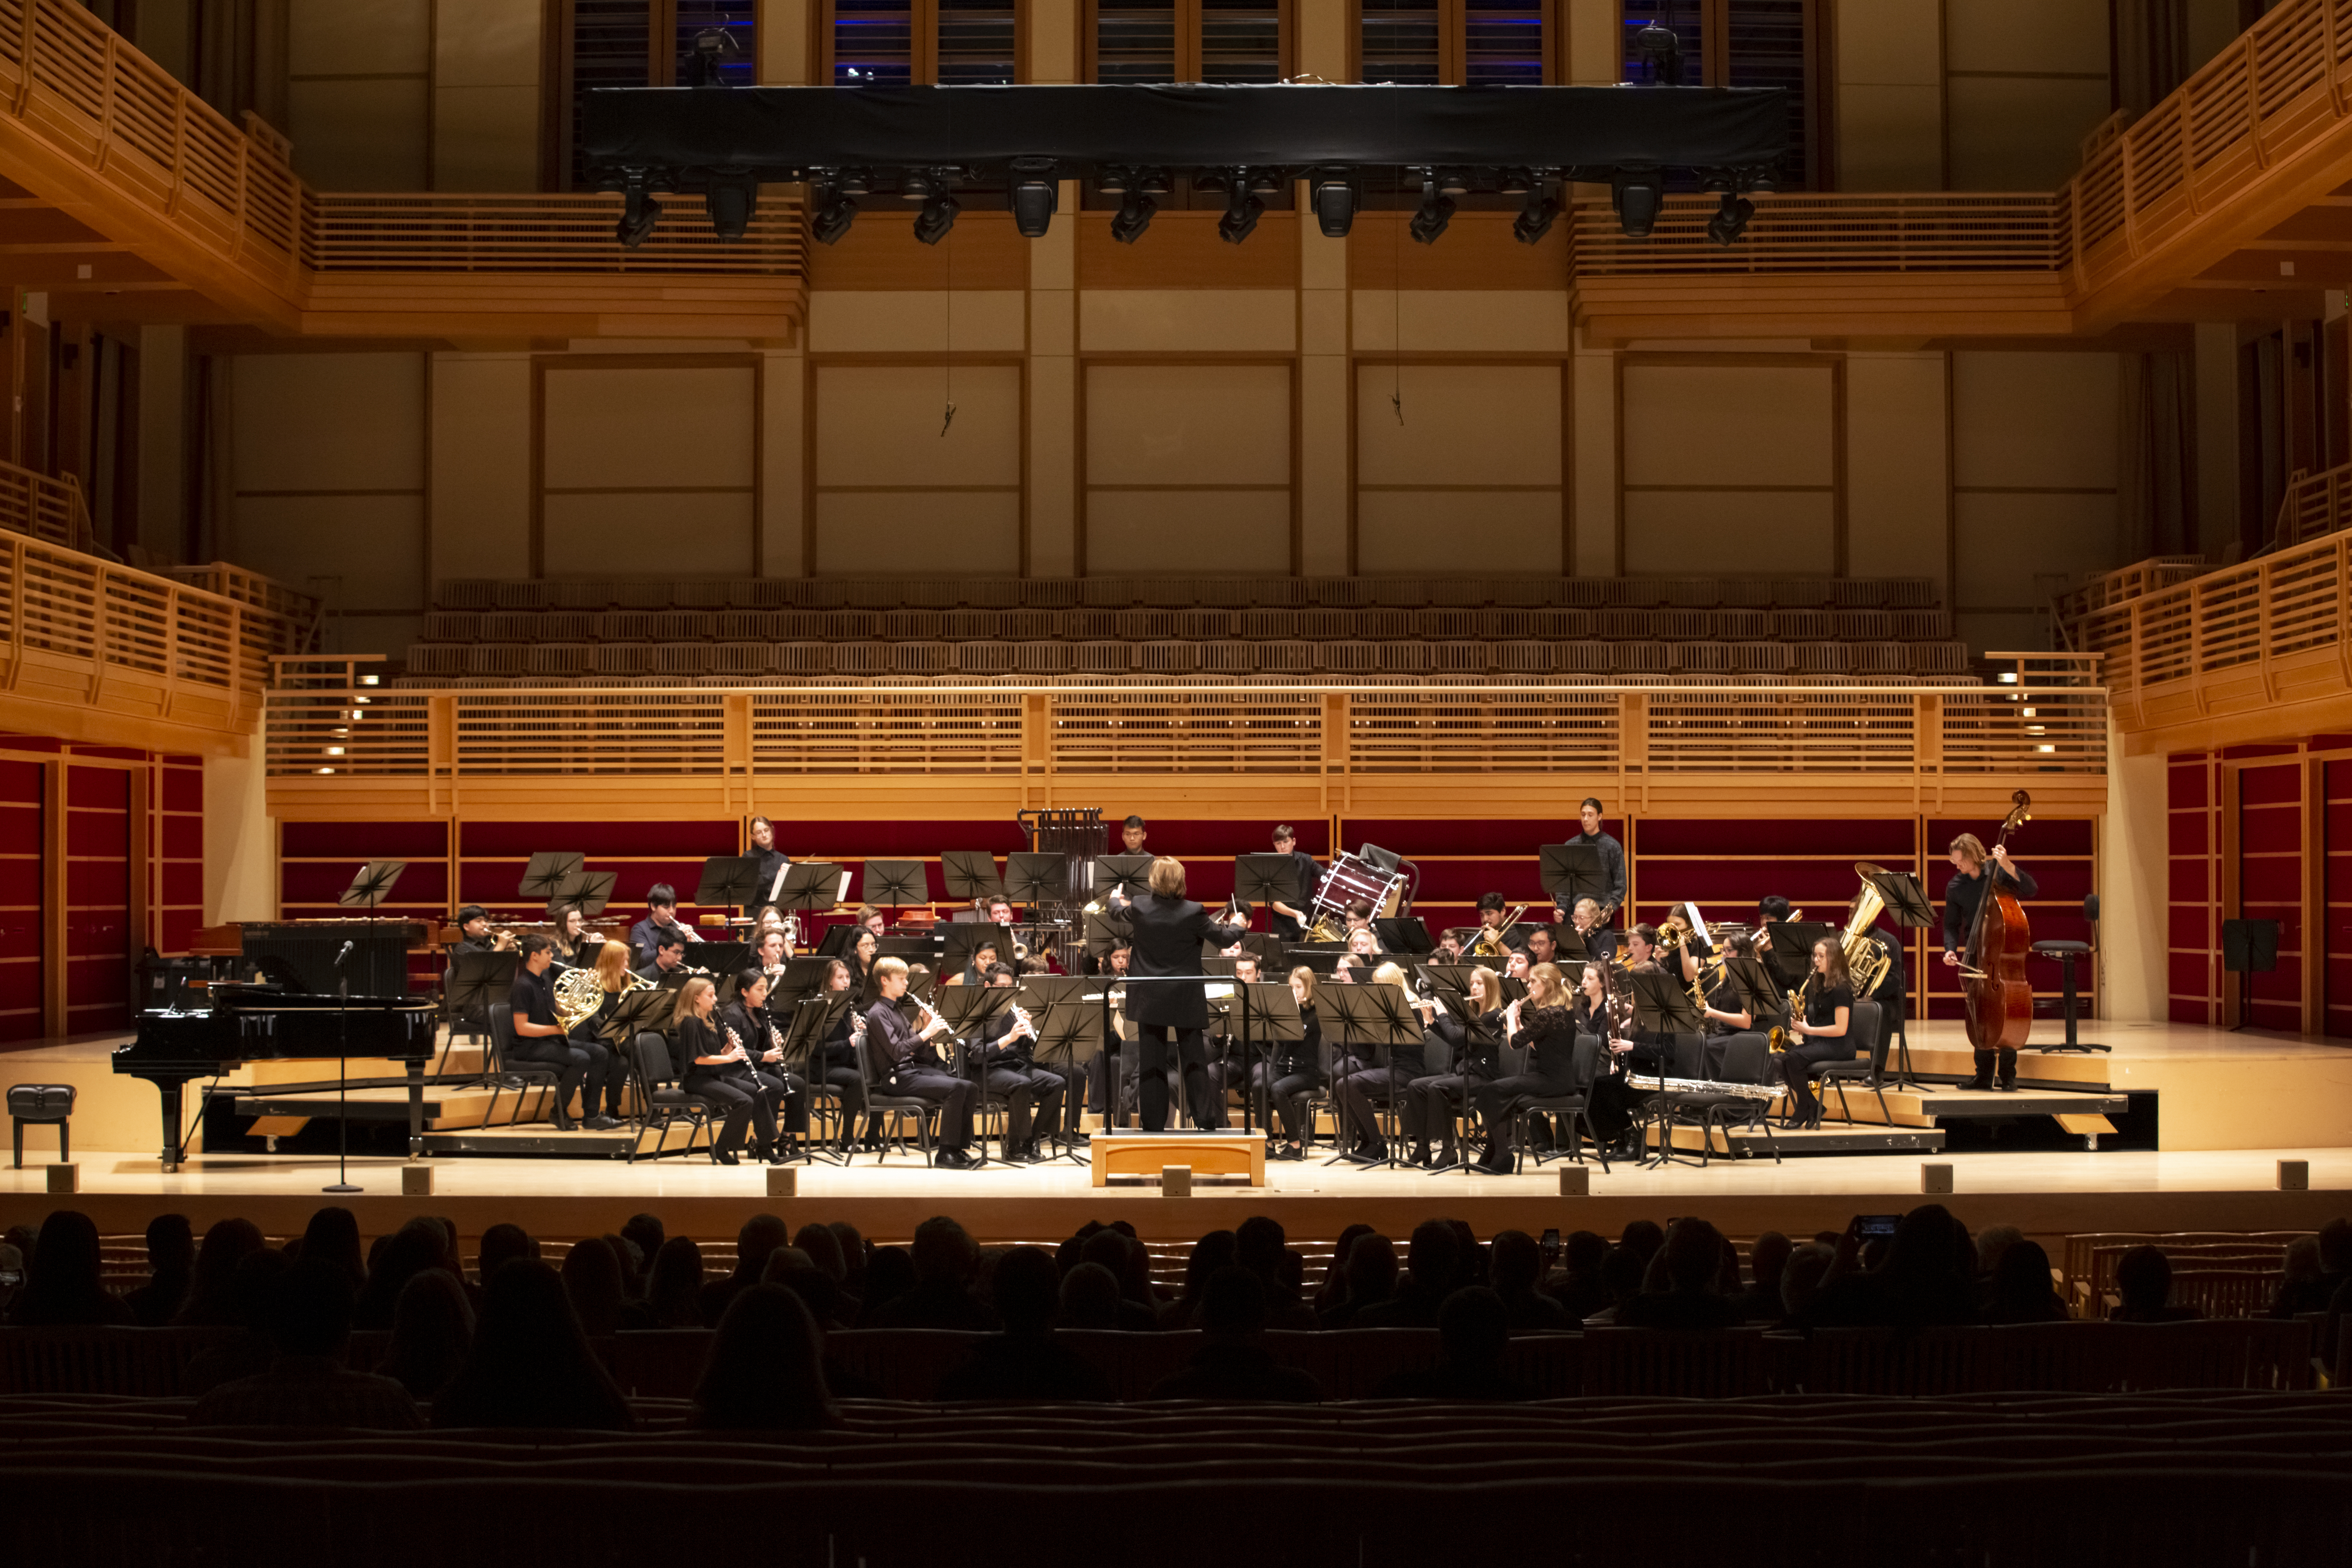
[[1838, 864, 1895, 1000]]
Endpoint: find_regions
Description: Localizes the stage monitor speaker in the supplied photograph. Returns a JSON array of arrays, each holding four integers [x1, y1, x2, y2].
[[2221, 918, 2280, 973]]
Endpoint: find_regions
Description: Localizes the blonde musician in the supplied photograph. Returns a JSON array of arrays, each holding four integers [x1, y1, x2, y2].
[[864, 956, 976, 1166], [563, 943, 642, 1127], [1404, 964, 1506, 1168], [1777, 938, 1854, 1132], [969, 962, 1065, 1162], [1469, 961, 1579, 1174], [855, 904, 888, 939], [1342, 898, 1383, 953], [1331, 961, 1438, 1163], [1561, 896, 1614, 966], [1943, 832, 2037, 1092], [1333, 925, 1379, 980]]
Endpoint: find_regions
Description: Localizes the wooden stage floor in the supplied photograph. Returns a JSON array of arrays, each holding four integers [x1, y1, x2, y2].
[[3, 1018, 2347, 1244]]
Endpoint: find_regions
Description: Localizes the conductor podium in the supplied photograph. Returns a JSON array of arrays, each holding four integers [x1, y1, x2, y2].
[[1089, 1129, 1267, 1187]]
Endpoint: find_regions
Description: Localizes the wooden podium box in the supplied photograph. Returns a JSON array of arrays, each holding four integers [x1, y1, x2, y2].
[[1090, 1132, 1266, 1187]]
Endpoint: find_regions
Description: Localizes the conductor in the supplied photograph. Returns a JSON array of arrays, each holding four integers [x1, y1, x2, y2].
[[1110, 856, 1251, 1133]]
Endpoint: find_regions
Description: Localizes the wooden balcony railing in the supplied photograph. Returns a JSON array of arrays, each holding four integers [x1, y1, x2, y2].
[[2076, 531, 2352, 735], [265, 658, 2108, 800], [2272, 460, 2352, 549], [1571, 193, 2068, 276], [2052, 555, 2210, 650], [0, 0, 802, 331], [0, 531, 319, 741], [0, 455, 92, 550]]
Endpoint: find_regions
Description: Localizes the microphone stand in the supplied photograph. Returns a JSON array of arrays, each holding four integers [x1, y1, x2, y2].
[[324, 940, 361, 1194]]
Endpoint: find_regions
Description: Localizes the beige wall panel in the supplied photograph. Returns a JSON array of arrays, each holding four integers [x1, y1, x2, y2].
[[813, 493, 1023, 575], [807, 291, 1029, 353], [759, 351, 807, 577], [1029, 357, 1078, 576], [1351, 291, 1571, 353], [430, 352, 533, 581], [1295, 0, 1349, 78], [288, 78, 429, 191], [1030, 0, 1078, 81], [543, 367, 756, 488], [1952, 351, 2119, 489], [1621, 364, 1834, 488], [1836, 85, 1945, 191], [1953, 492, 2117, 606], [1571, 348, 1615, 577], [434, 88, 540, 192], [1087, 365, 1290, 486], [1358, 491, 1561, 575], [544, 493, 755, 576], [232, 352, 425, 492], [1836, 0, 1943, 82], [287, 0, 429, 75], [1086, 490, 1291, 574], [1565, 0, 1619, 82], [1945, 0, 2110, 73], [814, 365, 1022, 484], [1356, 364, 1560, 487], [434, 0, 539, 86], [1844, 352, 1949, 586], [234, 496, 425, 612], [759, 0, 817, 84], [1624, 491, 1834, 576], [1298, 352, 1350, 577], [1946, 77, 2113, 191], [1078, 291, 1297, 352]]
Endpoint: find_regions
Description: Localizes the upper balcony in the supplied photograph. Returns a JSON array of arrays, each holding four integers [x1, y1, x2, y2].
[[0, 0, 803, 342]]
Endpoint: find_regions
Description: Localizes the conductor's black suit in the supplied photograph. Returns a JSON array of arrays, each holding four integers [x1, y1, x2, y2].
[[1117, 889, 1250, 1132]]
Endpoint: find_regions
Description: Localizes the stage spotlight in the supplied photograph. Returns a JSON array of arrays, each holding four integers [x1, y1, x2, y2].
[[811, 190, 859, 245], [706, 178, 754, 240], [1434, 167, 1470, 196], [1612, 165, 1663, 238], [1631, 21, 1682, 83], [615, 187, 663, 248], [1137, 168, 1173, 197], [900, 169, 937, 200], [1705, 191, 1754, 247], [1312, 173, 1358, 238], [913, 191, 961, 244], [1011, 177, 1059, 238], [1095, 165, 1131, 195], [835, 169, 873, 196], [1217, 177, 1263, 245], [688, 27, 741, 86], [1512, 187, 1559, 246], [1499, 167, 1534, 196], [1408, 189, 1455, 245], [1110, 191, 1157, 244]]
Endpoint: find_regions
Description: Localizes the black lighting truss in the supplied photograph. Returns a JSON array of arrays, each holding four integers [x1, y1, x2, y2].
[[580, 83, 1788, 250]]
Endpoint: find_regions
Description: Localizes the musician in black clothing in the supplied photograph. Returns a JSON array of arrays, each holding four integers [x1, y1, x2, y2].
[[1942, 832, 2038, 1091], [444, 904, 514, 1035], [722, 969, 809, 1153], [1470, 962, 1579, 1173], [1265, 823, 1325, 941], [1552, 798, 1626, 928], [1259, 967, 1324, 1161], [1776, 937, 1855, 1130], [957, 938, 1004, 989], [865, 956, 976, 1167], [563, 941, 639, 1123], [635, 931, 690, 983], [746, 815, 789, 902], [814, 957, 877, 1150], [505, 935, 618, 1132], [1334, 962, 1439, 1163], [1082, 938, 1131, 1121], [1107, 857, 1250, 1133], [1198, 953, 1265, 1130], [1402, 964, 1506, 1168], [671, 976, 777, 1165], [1694, 931, 1760, 1079], [970, 964, 1065, 1161], [629, 883, 702, 969]]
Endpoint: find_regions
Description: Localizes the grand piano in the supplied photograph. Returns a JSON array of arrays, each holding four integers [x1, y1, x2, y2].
[[114, 983, 440, 1171]]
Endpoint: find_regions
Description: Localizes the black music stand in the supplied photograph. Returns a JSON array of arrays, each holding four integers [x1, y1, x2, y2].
[[1091, 855, 1153, 898], [549, 870, 616, 920], [779, 861, 847, 929], [602, 983, 677, 1047], [1539, 844, 1610, 923], [324, 938, 364, 1194], [1082, 904, 1133, 959], [1235, 979, 1305, 1138], [1005, 851, 1070, 966], [941, 921, 1018, 977], [695, 856, 765, 911], [1763, 921, 1838, 992], [1027, 993, 1102, 1160], [339, 860, 406, 910], [441, 949, 520, 1079], [861, 860, 928, 911], [1234, 854, 1309, 923], [1286, 946, 1344, 976], [1631, 966, 1705, 1168], [928, 983, 1018, 1165], [941, 851, 1004, 905], [779, 990, 856, 1158], [691, 942, 755, 980], [1316, 979, 1425, 1170], [519, 852, 584, 903], [1860, 862, 1939, 1079], [1374, 916, 1433, 953], [770, 954, 837, 1000]]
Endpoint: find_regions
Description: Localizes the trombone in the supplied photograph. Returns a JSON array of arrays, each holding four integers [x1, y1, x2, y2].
[[1469, 905, 1527, 959]]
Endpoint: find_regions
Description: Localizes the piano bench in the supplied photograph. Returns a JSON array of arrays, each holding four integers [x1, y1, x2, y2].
[[9, 1083, 74, 1168]]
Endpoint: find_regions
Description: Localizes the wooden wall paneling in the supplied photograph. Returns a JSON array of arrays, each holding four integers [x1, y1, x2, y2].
[[40, 758, 64, 1038], [1349, 353, 1568, 579], [1344, 211, 1571, 291], [2166, 751, 2218, 1027], [2232, 758, 2306, 1035], [0, 759, 43, 1043], [1075, 211, 1302, 289], [807, 354, 1029, 578], [2307, 752, 2328, 1035], [805, 212, 1034, 290], [2329, 757, 2352, 1037], [1920, 814, 2100, 1026], [1078, 353, 1298, 577], [63, 761, 131, 1034]]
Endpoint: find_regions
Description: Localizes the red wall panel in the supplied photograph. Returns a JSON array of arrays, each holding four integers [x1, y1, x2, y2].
[[0, 761, 39, 1043], [63, 764, 129, 1034]]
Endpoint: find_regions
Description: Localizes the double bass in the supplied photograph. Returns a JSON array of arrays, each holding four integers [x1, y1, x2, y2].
[[1961, 790, 2034, 1053]]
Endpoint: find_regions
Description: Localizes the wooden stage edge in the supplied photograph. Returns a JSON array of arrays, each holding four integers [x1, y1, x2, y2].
[[5, 1148, 2351, 1246]]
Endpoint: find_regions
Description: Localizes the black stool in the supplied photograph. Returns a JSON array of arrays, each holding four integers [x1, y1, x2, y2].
[[9, 1084, 75, 1168], [2031, 893, 2108, 1055]]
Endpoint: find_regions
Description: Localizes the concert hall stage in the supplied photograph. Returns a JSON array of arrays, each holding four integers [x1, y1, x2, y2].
[[5, 1019, 2347, 1246]]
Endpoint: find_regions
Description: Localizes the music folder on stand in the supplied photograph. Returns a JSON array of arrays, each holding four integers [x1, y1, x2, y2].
[[769, 990, 849, 1166], [695, 856, 766, 913], [1314, 979, 1424, 1170], [1234, 979, 1305, 1139], [1022, 981, 1099, 1164], [941, 851, 1006, 906], [860, 860, 928, 911], [546, 870, 617, 922], [924, 982, 1017, 1166], [519, 852, 584, 903]]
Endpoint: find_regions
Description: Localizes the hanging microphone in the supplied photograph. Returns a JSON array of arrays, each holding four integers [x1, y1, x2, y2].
[[334, 941, 355, 968]]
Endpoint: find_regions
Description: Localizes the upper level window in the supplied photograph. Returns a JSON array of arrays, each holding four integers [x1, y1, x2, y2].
[[1621, 0, 1823, 189], [828, 0, 1021, 86], [1358, 0, 1552, 87], [1090, 0, 1287, 84], [555, 1, 756, 187]]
